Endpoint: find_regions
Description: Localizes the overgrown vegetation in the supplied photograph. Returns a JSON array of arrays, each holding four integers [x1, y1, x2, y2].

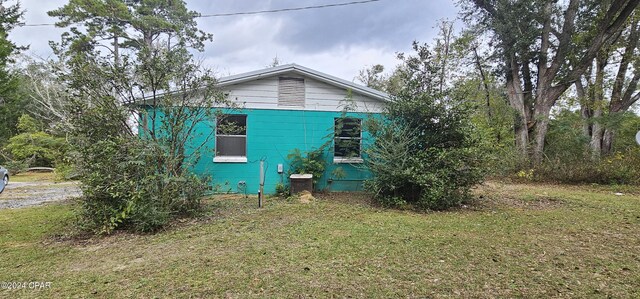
[[44, 0, 222, 234], [2, 114, 67, 173], [366, 43, 485, 210], [75, 137, 207, 233], [358, 7, 640, 186], [521, 109, 640, 185], [287, 147, 328, 189]]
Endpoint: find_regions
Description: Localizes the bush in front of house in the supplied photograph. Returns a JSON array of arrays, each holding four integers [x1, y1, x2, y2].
[[366, 94, 485, 210], [76, 136, 208, 234], [365, 43, 485, 210]]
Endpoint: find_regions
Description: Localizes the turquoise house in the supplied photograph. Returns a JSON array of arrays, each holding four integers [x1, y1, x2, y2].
[[147, 64, 389, 194]]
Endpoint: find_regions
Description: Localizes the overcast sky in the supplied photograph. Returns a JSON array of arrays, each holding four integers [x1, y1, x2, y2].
[[12, 0, 460, 81]]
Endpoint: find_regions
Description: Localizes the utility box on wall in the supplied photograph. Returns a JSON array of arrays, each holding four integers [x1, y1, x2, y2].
[[290, 174, 313, 195]]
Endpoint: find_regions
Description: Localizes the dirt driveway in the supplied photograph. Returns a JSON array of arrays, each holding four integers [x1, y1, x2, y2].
[[0, 180, 81, 209]]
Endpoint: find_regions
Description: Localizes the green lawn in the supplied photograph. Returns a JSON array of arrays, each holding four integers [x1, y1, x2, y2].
[[1, 182, 639, 298], [7, 172, 57, 183]]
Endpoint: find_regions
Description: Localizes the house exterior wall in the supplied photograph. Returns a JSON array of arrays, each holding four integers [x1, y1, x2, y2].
[[142, 69, 387, 194], [187, 108, 378, 195]]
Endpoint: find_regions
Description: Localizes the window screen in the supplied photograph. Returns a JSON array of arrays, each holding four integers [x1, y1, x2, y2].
[[216, 115, 247, 157], [278, 77, 305, 107], [334, 118, 362, 158]]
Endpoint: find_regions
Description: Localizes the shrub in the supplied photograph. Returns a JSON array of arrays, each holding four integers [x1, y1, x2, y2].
[[287, 147, 327, 189], [2, 114, 67, 169], [364, 42, 485, 210], [366, 96, 485, 210], [3, 160, 28, 174], [275, 182, 289, 197], [531, 148, 640, 185], [76, 137, 208, 234]]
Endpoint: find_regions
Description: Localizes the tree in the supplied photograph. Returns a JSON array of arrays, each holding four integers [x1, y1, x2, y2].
[[16, 56, 72, 132], [365, 42, 485, 210], [357, 64, 387, 91], [49, 0, 226, 233], [357, 20, 472, 97], [3, 114, 66, 169], [0, 0, 26, 144], [578, 13, 640, 158], [48, 0, 211, 65], [463, 0, 639, 164]]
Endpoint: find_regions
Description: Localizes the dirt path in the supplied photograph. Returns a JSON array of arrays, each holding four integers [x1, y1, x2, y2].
[[0, 181, 81, 209]]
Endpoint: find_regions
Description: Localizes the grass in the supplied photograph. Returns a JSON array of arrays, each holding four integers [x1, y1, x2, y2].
[[0, 182, 639, 298], [8, 172, 57, 183]]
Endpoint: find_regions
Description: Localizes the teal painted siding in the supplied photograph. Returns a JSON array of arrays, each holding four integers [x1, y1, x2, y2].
[[151, 108, 380, 194]]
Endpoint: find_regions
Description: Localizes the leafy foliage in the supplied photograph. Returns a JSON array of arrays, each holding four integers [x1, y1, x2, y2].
[[366, 45, 485, 210], [462, 0, 638, 164], [0, 0, 27, 143], [48, 0, 222, 234], [287, 147, 328, 189], [528, 109, 640, 185], [2, 115, 67, 169], [76, 137, 207, 233], [274, 182, 289, 197]]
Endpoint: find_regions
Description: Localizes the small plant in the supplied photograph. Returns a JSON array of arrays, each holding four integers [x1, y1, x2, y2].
[[287, 147, 328, 189], [516, 169, 534, 181], [275, 182, 289, 197]]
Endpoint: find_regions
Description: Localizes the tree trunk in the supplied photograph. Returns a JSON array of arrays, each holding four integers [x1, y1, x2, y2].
[[602, 128, 614, 155], [531, 102, 552, 164], [505, 54, 529, 162], [473, 0, 640, 166], [589, 108, 604, 159], [472, 47, 492, 121], [588, 53, 607, 159], [576, 78, 592, 140]]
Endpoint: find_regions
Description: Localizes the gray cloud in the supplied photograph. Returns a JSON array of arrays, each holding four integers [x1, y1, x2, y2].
[[12, 0, 459, 80], [272, 0, 455, 53]]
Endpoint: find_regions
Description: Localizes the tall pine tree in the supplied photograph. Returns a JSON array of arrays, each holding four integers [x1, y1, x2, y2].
[[0, 0, 26, 144]]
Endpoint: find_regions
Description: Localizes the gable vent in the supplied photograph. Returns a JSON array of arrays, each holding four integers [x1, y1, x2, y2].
[[278, 77, 305, 107]]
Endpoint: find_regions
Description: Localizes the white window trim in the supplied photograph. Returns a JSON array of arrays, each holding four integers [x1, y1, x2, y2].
[[214, 156, 248, 163], [215, 114, 248, 160], [334, 117, 363, 160], [333, 157, 364, 164]]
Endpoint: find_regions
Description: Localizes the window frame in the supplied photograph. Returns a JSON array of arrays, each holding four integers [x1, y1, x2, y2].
[[333, 117, 363, 164], [214, 114, 248, 163]]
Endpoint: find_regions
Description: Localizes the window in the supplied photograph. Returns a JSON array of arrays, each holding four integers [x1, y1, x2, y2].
[[334, 117, 362, 163], [215, 115, 247, 162], [278, 77, 305, 107]]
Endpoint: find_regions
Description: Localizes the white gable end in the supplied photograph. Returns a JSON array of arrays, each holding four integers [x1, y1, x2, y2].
[[219, 65, 387, 113]]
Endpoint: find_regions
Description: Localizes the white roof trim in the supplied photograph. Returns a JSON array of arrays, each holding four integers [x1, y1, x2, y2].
[[217, 63, 391, 102]]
